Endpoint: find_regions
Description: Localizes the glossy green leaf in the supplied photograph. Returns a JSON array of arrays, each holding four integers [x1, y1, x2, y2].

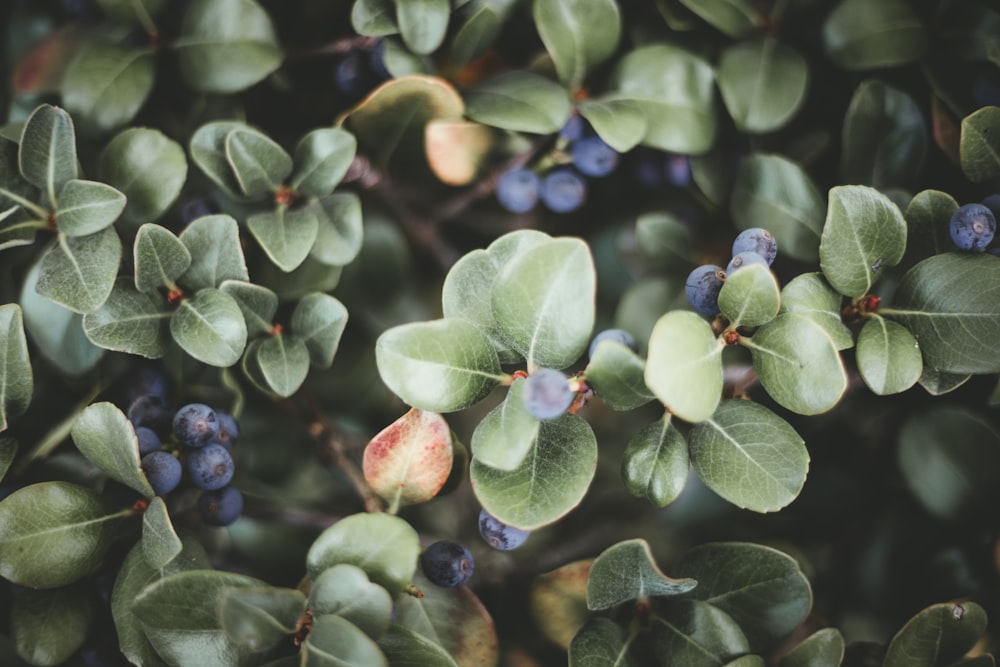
[[918, 367, 970, 396], [822, 0, 926, 70], [18, 104, 77, 209], [609, 43, 717, 154], [650, 599, 749, 665], [290, 128, 357, 198], [621, 417, 688, 508], [220, 280, 277, 336], [470, 378, 540, 471], [397, 0, 450, 54], [676, 0, 762, 37], [176, 0, 282, 93], [142, 496, 182, 569], [36, 226, 122, 313], [170, 288, 248, 367], [819, 185, 906, 298], [248, 207, 319, 272], [730, 154, 825, 263], [960, 105, 1000, 182], [464, 70, 572, 135], [533, 0, 621, 88], [304, 615, 388, 667], [178, 214, 249, 291], [676, 542, 812, 650], [778, 272, 852, 350], [306, 512, 420, 597], [11, 584, 93, 666], [644, 310, 723, 424], [584, 338, 653, 411], [82, 278, 171, 358], [220, 587, 307, 654], [884, 253, 1000, 374], [309, 191, 364, 267], [855, 315, 921, 395], [379, 624, 458, 667], [226, 127, 293, 200], [310, 564, 393, 639], [884, 601, 987, 667], [363, 408, 453, 508], [743, 313, 847, 415], [352, 0, 398, 36], [0, 482, 120, 588], [53, 179, 125, 236], [778, 628, 845, 667], [841, 80, 926, 190], [587, 539, 696, 611], [71, 401, 155, 497], [100, 128, 188, 227], [689, 400, 808, 513], [717, 39, 808, 134], [718, 263, 780, 329], [897, 406, 1000, 521], [134, 223, 191, 293], [471, 413, 597, 530], [375, 318, 504, 412], [189, 122, 247, 197], [290, 292, 348, 368], [904, 189, 955, 264], [61, 42, 154, 131], [0, 304, 31, 433], [578, 98, 647, 153], [568, 618, 637, 667]]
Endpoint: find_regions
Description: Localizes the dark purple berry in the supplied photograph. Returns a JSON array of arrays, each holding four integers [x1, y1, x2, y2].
[[726, 251, 768, 275], [334, 49, 375, 98], [571, 135, 619, 177], [135, 427, 161, 456], [173, 403, 219, 447], [128, 394, 172, 432], [142, 451, 182, 496], [213, 412, 240, 448], [523, 368, 573, 420], [496, 168, 540, 214], [421, 540, 474, 587], [478, 509, 530, 551], [198, 486, 244, 526], [187, 443, 235, 491], [539, 168, 586, 213], [588, 328, 638, 360], [560, 114, 586, 142], [949, 203, 996, 251], [732, 228, 777, 265], [685, 265, 725, 316]]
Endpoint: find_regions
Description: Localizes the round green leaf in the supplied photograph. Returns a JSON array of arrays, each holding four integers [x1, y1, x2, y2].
[[855, 315, 922, 395], [742, 313, 847, 415], [375, 318, 504, 412], [134, 223, 191, 293], [248, 207, 319, 273], [352, 0, 399, 36], [717, 39, 808, 134], [378, 624, 458, 667], [587, 539, 697, 611], [470, 413, 597, 530], [310, 564, 393, 639], [189, 121, 248, 197], [778, 628, 845, 667], [220, 587, 307, 654], [676, 0, 762, 37], [225, 127, 293, 200], [397, 0, 450, 54], [533, 0, 621, 88], [306, 512, 420, 597], [18, 103, 77, 209], [220, 280, 277, 337], [884, 602, 987, 667], [0, 482, 120, 588], [650, 599, 749, 665], [170, 288, 248, 367], [100, 127, 188, 227], [584, 338, 653, 411], [450, 3, 503, 66], [778, 272, 852, 350], [904, 189, 956, 264], [290, 128, 357, 199], [11, 584, 93, 667], [689, 400, 808, 513], [309, 191, 364, 267], [644, 310, 723, 424], [71, 401, 155, 497], [568, 618, 638, 667], [363, 408, 453, 508], [53, 179, 126, 236], [290, 292, 348, 369], [718, 263, 780, 329], [178, 214, 249, 291], [61, 42, 154, 132], [0, 304, 32, 433], [142, 496, 182, 569], [470, 377, 541, 471], [621, 417, 689, 508], [36, 226, 122, 314], [304, 615, 388, 667], [464, 70, 572, 135], [960, 105, 1000, 183], [577, 98, 647, 152], [82, 278, 171, 358], [822, 0, 926, 70]]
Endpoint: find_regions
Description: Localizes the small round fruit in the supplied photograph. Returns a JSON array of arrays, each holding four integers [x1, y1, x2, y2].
[[523, 368, 574, 420], [571, 135, 619, 177], [685, 264, 725, 316], [421, 540, 475, 587], [732, 228, 777, 265], [128, 394, 171, 431], [135, 426, 162, 456], [588, 328, 638, 360], [141, 451, 182, 496], [479, 509, 530, 551], [539, 168, 586, 213], [950, 203, 996, 251], [665, 153, 692, 188], [198, 486, 244, 527], [173, 403, 219, 447], [560, 114, 587, 142], [726, 251, 768, 276], [496, 168, 540, 214], [187, 443, 235, 491], [213, 412, 240, 448]]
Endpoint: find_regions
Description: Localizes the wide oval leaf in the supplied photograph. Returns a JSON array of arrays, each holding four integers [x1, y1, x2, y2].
[[884, 602, 987, 667], [718, 263, 780, 329], [717, 39, 808, 134], [61, 42, 154, 131], [855, 316, 922, 395], [142, 496, 182, 570], [778, 628, 845, 667], [568, 618, 637, 667], [35, 227, 121, 313], [220, 587, 307, 654], [621, 417, 689, 508], [178, 214, 249, 291], [53, 179, 126, 236], [464, 70, 572, 135], [170, 288, 248, 367], [396, 0, 450, 54], [904, 189, 955, 264], [0, 304, 32, 433], [71, 401, 155, 497], [225, 127, 293, 200], [310, 564, 393, 639], [577, 98, 647, 153], [309, 192, 364, 267], [587, 539, 697, 611], [352, 0, 398, 36], [291, 292, 349, 368], [584, 338, 654, 411], [650, 599, 749, 666], [189, 121, 247, 197], [644, 310, 723, 424], [220, 280, 277, 336], [82, 278, 171, 358], [470, 378, 540, 471], [960, 105, 1000, 183], [822, 0, 926, 70], [533, 0, 621, 89], [248, 207, 319, 272], [778, 273, 852, 350], [134, 223, 191, 293], [18, 103, 77, 209], [290, 128, 357, 199], [378, 624, 458, 667], [304, 615, 387, 667], [11, 584, 93, 667], [363, 408, 453, 509], [256, 334, 310, 397]]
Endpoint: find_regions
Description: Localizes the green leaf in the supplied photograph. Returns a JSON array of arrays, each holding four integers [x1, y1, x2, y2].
[[0, 438, 16, 483], [450, 3, 503, 67], [904, 189, 955, 264], [584, 338, 653, 411], [256, 255, 343, 302], [587, 538, 696, 611], [855, 315, 922, 395], [178, 214, 249, 291], [644, 310, 723, 424], [254, 334, 310, 397], [310, 564, 393, 639], [309, 191, 364, 267], [226, 127, 293, 200], [689, 400, 809, 513], [464, 70, 572, 135], [291, 128, 357, 199], [396, 0, 450, 54], [375, 318, 503, 412], [533, 0, 621, 89], [170, 288, 248, 367], [248, 206, 319, 272], [716, 38, 808, 134], [960, 105, 1000, 183], [220, 280, 277, 337], [18, 104, 77, 209], [676, 542, 813, 651], [883, 253, 1000, 374], [634, 211, 693, 268], [0, 305, 32, 433], [0, 482, 121, 588], [11, 584, 93, 666], [577, 98, 648, 153], [822, 0, 926, 70], [568, 618, 638, 667], [189, 121, 248, 197], [36, 226, 122, 313], [142, 496, 182, 569], [778, 628, 845, 667], [363, 408, 453, 508], [841, 79, 926, 190], [176, 0, 282, 94], [352, 0, 399, 36], [718, 263, 780, 329], [220, 587, 307, 654], [884, 602, 987, 667], [730, 154, 825, 263], [470, 413, 597, 530], [378, 624, 459, 667], [778, 272, 852, 350], [918, 367, 970, 396], [621, 417, 689, 508], [650, 599, 749, 665], [470, 377, 541, 471], [290, 292, 348, 369], [71, 401, 155, 497], [61, 42, 154, 132], [53, 179, 126, 236], [608, 43, 717, 154], [82, 278, 171, 358], [676, 0, 763, 37], [134, 223, 191, 293], [742, 313, 847, 415], [897, 406, 1000, 521], [819, 185, 906, 298], [100, 128, 188, 228], [304, 615, 388, 667], [307, 512, 420, 597]]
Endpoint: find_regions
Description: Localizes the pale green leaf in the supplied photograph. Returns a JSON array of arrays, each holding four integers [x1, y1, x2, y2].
[[303, 615, 388, 667], [587, 538, 696, 610], [225, 127, 293, 200], [960, 105, 1000, 183], [718, 263, 780, 329], [717, 39, 808, 134], [178, 214, 249, 291], [82, 278, 171, 358], [53, 179, 126, 236], [142, 496, 182, 569], [100, 127, 188, 227], [0, 304, 32, 433], [35, 226, 122, 313], [61, 42, 154, 132], [134, 223, 191, 293], [822, 0, 926, 70], [290, 292, 348, 369], [397, 0, 450, 54], [255, 334, 310, 397], [855, 315, 922, 395], [884, 602, 987, 667], [220, 280, 277, 337], [533, 0, 621, 88], [778, 272, 852, 350], [644, 310, 723, 424], [169, 288, 248, 367], [247, 206, 319, 272], [71, 401, 155, 497], [310, 564, 393, 639], [18, 104, 77, 209], [577, 98, 647, 153], [464, 70, 572, 135], [290, 128, 357, 199], [584, 338, 653, 411], [469, 377, 540, 471]]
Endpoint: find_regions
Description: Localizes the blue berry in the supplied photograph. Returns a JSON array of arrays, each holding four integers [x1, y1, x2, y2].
[[732, 228, 777, 266], [496, 168, 540, 214], [198, 486, 244, 526], [571, 135, 619, 177], [560, 114, 586, 142], [335, 50, 374, 98], [685, 265, 725, 316], [634, 152, 665, 188], [588, 328, 638, 360], [173, 403, 219, 447], [421, 540, 474, 587], [665, 153, 692, 188], [539, 168, 586, 213], [213, 412, 240, 449], [369, 40, 392, 81], [726, 251, 769, 275], [141, 451, 182, 496], [478, 509, 530, 551], [522, 368, 574, 420], [982, 194, 1000, 222], [135, 426, 161, 456], [181, 198, 216, 226], [128, 395, 171, 432], [949, 203, 996, 251], [187, 443, 235, 491]]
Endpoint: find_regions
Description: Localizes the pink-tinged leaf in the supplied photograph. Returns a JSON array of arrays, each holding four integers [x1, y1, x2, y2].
[[363, 408, 454, 509], [425, 120, 497, 186], [15, 26, 87, 94]]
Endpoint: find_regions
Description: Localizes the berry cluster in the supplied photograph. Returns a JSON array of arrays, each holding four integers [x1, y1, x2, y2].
[[685, 227, 778, 316], [950, 198, 998, 252]]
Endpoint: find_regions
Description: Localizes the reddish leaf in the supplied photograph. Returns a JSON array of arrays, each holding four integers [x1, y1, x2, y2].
[[363, 408, 454, 509], [15, 26, 86, 94], [425, 120, 497, 186]]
